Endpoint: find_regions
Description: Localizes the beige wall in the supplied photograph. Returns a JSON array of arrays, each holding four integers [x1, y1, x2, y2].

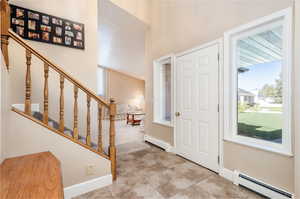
[[0, 54, 9, 163], [10, 0, 98, 91], [99, 0, 147, 80], [5, 111, 111, 187], [224, 142, 294, 191], [107, 69, 145, 110], [4, 0, 111, 187], [294, 0, 300, 197], [145, 0, 294, 192], [109, 0, 150, 24], [8, 0, 101, 140]]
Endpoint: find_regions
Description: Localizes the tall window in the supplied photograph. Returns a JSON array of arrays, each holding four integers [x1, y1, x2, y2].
[[97, 66, 107, 97], [237, 25, 283, 144], [224, 8, 292, 155], [153, 56, 173, 126]]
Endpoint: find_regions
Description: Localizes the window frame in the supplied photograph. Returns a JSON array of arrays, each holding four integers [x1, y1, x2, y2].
[[223, 8, 293, 156], [153, 55, 175, 127]]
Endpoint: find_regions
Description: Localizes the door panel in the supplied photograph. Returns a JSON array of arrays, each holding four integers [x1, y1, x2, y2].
[[176, 44, 219, 172]]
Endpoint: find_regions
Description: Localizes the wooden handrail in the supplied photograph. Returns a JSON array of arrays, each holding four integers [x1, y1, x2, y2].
[[8, 29, 109, 108], [0, 0, 10, 69]]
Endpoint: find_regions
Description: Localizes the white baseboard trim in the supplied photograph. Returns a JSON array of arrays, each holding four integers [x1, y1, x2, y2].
[[144, 134, 174, 152], [12, 103, 40, 112], [219, 168, 234, 182], [64, 174, 112, 199]]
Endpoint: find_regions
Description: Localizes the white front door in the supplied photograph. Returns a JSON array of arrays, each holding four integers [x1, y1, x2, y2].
[[175, 44, 220, 172]]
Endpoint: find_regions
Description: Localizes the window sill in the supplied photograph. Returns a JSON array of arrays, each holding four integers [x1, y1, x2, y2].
[[224, 137, 293, 157], [153, 120, 173, 128]]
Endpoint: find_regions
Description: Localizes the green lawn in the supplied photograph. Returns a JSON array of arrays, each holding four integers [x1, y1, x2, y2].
[[238, 112, 282, 143], [261, 107, 283, 112]]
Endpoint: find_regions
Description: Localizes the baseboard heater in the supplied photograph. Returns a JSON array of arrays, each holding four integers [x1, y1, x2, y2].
[[234, 171, 293, 199]]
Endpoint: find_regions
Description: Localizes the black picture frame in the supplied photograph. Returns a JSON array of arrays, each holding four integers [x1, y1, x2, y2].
[[10, 4, 85, 50]]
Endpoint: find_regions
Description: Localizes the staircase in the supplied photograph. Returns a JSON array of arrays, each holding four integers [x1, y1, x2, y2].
[[0, 0, 117, 180]]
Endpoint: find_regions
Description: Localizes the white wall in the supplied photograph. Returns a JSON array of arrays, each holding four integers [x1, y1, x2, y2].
[[294, 0, 300, 197], [98, 0, 147, 80]]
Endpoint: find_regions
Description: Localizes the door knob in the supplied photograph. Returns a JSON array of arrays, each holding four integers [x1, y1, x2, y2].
[[175, 112, 181, 117]]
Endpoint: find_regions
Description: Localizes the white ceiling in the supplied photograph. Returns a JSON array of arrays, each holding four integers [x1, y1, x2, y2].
[[98, 0, 147, 80]]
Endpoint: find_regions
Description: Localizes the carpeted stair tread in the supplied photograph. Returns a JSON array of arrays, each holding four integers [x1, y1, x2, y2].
[[32, 111, 98, 149]]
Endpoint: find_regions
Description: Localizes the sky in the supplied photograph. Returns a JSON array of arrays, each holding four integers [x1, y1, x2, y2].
[[238, 60, 282, 92]]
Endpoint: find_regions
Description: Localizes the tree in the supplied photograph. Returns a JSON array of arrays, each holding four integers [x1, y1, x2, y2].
[[274, 73, 282, 103], [259, 84, 276, 99], [259, 73, 282, 103]]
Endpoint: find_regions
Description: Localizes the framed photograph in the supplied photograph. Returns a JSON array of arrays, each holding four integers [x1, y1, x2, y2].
[[42, 32, 50, 41], [74, 41, 83, 48], [65, 25, 71, 31], [65, 36, 72, 45], [73, 24, 82, 31], [12, 18, 24, 26], [28, 20, 36, 30], [76, 32, 82, 40], [52, 18, 63, 26], [28, 11, 39, 20], [42, 15, 49, 24], [16, 26, 24, 36], [28, 32, 40, 39], [16, 8, 24, 18], [53, 37, 62, 44], [40, 25, 51, 32], [10, 4, 85, 49], [65, 31, 74, 37], [55, 27, 62, 36]]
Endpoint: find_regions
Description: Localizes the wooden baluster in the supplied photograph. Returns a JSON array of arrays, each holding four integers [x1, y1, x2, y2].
[[25, 50, 32, 115], [109, 99, 117, 180], [98, 103, 103, 153], [86, 95, 91, 146], [0, 0, 10, 69], [73, 86, 79, 140], [43, 63, 49, 124], [59, 75, 64, 132]]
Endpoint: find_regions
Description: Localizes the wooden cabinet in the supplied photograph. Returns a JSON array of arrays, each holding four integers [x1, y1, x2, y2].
[[1, 152, 64, 199]]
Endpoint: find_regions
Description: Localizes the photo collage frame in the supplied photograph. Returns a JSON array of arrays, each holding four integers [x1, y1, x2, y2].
[[10, 4, 85, 50]]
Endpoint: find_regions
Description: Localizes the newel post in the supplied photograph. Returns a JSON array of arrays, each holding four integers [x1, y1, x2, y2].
[[1, 0, 10, 70], [109, 98, 117, 181]]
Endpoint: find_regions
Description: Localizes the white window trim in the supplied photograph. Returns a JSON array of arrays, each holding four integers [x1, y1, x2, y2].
[[223, 8, 293, 156], [97, 65, 108, 99], [153, 54, 175, 127]]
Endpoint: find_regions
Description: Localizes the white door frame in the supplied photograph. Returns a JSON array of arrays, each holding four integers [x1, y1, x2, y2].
[[173, 38, 224, 173]]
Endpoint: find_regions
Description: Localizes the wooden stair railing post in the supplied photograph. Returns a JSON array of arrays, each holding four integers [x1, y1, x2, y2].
[[97, 103, 103, 153], [59, 75, 64, 132], [73, 86, 79, 140], [86, 95, 91, 146], [43, 63, 49, 124], [25, 50, 32, 115], [0, 0, 10, 69], [109, 98, 117, 181]]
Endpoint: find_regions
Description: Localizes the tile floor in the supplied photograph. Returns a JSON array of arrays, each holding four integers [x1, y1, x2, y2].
[[75, 143, 265, 199]]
